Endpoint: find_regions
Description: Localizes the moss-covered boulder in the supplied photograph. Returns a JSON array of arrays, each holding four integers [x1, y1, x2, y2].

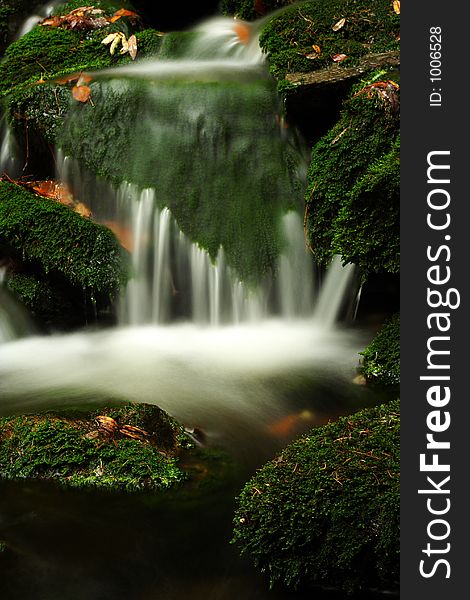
[[305, 74, 399, 278], [232, 400, 400, 594], [57, 78, 303, 283], [221, 0, 293, 21], [0, 1, 164, 174], [0, 181, 127, 326], [0, 403, 189, 492], [360, 314, 400, 386], [258, 0, 399, 83]]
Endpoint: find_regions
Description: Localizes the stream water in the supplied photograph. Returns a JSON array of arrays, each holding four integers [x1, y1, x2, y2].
[[0, 10, 392, 599]]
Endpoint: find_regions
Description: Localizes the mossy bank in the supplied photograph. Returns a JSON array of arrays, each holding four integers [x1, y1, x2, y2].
[[305, 73, 399, 279], [360, 314, 400, 387], [0, 402, 230, 493], [0, 181, 128, 327], [232, 400, 400, 594]]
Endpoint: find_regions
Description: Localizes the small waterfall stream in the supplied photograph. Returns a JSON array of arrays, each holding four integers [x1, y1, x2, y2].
[[0, 12, 386, 600]]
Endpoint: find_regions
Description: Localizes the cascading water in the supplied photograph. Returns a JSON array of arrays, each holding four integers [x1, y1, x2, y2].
[[0, 17, 361, 426]]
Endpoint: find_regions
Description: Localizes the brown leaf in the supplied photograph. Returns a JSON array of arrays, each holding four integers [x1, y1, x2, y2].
[[332, 17, 346, 31], [96, 415, 119, 433], [112, 8, 139, 19], [332, 53, 348, 62], [305, 51, 320, 59], [234, 22, 251, 45], [72, 84, 91, 102], [75, 202, 92, 218], [392, 0, 400, 15], [127, 34, 137, 60]]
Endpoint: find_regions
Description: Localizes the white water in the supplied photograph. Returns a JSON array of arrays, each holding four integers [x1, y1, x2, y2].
[[14, 1, 60, 40], [0, 16, 361, 429]]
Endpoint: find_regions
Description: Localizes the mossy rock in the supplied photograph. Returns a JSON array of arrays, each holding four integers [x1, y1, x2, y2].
[[0, 403, 188, 492], [232, 400, 400, 593], [258, 0, 399, 85], [220, 0, 294, 21], [0, 181, 128, 296], [360, 314, 400, 386], [57, 77, 304, 283], [305, 73, 399, 278]]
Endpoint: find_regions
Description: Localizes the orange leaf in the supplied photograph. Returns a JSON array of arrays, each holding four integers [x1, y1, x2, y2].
[[332, 17, 346, 31], [72, 84, 91, 102], [109, 15, 121, 23], [112, 8, 139, 18], [312, 44, 321, 54], [332, 53, 348, 62], [393, 0, 400, 15], [77, 73, 93, 86], [234, 22, 251, 45]]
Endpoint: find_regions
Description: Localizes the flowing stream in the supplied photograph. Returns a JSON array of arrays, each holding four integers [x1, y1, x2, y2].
[[0, 13, 388, 600]]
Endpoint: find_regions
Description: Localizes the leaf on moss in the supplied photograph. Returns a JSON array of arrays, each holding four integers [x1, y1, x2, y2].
[[305, 44, 321, 59], [109, 8, 140, 23], [39, 6, 109, 31], [127, 34, 138, 60], [72, 84, 91, 102], [392, 1, 400, 15], [332, 17, 346, 31], [332, 53, 348, 62]]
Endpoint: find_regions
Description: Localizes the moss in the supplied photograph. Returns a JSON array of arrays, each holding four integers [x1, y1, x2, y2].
[[305, 73, 399, 277], [58, 78, 304, 283], [0, 181, 128, 295], [0, 403, 188, 492], [220, 0, 293, 21], [0, 540, 7, 553], [258, 0, 400, 82], [232, 400, 400, 593], [360, 314, 400, 386], [0, 0, 144, 98]]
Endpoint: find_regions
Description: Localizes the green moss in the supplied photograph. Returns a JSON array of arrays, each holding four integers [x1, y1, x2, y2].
[[259, 0, 400, 82], [305, 74, 399, 277], [0, 181, 127, 295], [232, 400, 400, 593], [0, 540, 7, 553], [0, 1, 144, 98], [53, 0, 136, 17], [360, 314, 400, 386], [0, 403, 188, 492], [220, 0, 293, 21], [58, 78, 303, 283]]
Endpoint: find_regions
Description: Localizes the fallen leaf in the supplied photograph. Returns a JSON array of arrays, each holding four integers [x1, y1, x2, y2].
[[393, 0, 400, 15], [96, 415, 119, 433], [234, 22, 251, 45], [305, 44, 321, 59], [110, 33, 122, 55], [127, 34, 138, 60], [101, 32, 118, 45], [75, 202, 92, 218], [332, 53, 348, 62], [112, 8, 139, 18], [332, 17, 346, 31], [120, 37, 129, 54], [72, 84, 91, 102], [77, 73, 93, 86]]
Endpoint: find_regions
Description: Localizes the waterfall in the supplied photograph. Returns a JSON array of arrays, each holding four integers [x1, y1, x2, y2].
[[52, 16, 358, 329], [0, 270, 35, 344], [314, 256, 356, 327]]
